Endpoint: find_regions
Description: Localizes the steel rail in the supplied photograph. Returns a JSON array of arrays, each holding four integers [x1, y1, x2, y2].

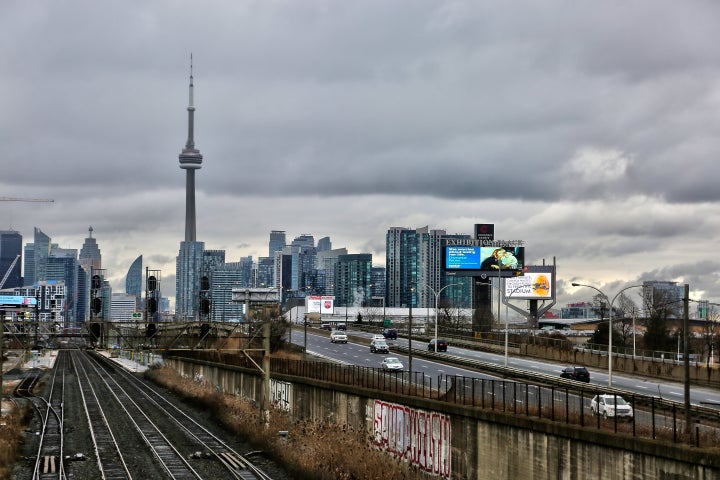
[[87, 352, 273, 480]]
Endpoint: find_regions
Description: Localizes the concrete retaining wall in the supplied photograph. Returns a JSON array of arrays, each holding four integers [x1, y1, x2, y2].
[[165, 355, 720, 480]]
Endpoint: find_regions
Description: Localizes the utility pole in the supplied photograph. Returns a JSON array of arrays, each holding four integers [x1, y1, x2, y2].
[[684, 283, 691, 434]]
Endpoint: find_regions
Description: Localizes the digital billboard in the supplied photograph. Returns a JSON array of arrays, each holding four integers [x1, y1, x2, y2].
[[0, 296, 38, 306], [443, 244, 525, 277], [504, 271, 553, 299]]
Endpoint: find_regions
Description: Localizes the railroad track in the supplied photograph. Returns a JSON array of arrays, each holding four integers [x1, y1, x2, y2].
[[75, 350, 273, 480], [14, 355, 66, 480]]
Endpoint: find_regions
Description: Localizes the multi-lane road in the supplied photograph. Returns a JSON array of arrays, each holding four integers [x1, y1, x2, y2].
[[291, 326, 720, 410]]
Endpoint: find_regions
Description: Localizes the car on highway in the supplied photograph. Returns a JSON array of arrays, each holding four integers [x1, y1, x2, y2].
[[590, 394, 634, 420], [330, 330, 348, 344], [370, 339, 390, 354], [371, 334, 386, 342], [428, 338, 448, 352], [381, 357, 404, 371], [383, 328, 398, 340], [321, 323, 332, 331], [560, 366, 590, 383]]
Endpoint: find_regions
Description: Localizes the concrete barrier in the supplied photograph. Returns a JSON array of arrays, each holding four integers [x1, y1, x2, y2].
[[164, 355, 720, 480]]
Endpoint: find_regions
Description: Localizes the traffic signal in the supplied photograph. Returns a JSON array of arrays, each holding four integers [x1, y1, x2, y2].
[[146, 323, 157, 337], [90, 323, 101, 339], [200, 323, 210, 337], [147, 275, 157, 292], [200, 298, 210, 315], [147, 298, 158, 314], [92, 298, 102, 314], [200, 276, 210, 291], [91, 274, 102, 289]]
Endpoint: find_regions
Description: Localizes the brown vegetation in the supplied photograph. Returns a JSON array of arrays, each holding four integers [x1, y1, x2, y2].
[[0, 401, 31, 480], [145, 365, 425, 480]]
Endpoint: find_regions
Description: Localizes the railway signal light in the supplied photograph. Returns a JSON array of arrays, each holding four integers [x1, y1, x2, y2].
[[200, 323, 210, 337]]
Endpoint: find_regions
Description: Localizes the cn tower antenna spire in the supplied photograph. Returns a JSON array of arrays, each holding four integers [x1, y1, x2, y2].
[[178, 54, 203, 242]]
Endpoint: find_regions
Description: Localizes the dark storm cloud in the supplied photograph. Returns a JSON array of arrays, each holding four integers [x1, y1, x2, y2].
[[2, 0, 720, 307]]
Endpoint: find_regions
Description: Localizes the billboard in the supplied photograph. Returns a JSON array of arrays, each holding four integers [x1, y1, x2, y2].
[[443, 244, 525, 277], [0, 296, 38, 307], [307, 295, 335, 314], [504, 271, 553, 299]]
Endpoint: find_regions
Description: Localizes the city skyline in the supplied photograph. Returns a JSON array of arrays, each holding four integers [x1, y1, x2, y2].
[[2, 2, 720, 311]]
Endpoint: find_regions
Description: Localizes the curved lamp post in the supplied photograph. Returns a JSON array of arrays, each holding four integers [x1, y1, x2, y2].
[[420, 282, 461, 353], [571, 282, 642, 387]]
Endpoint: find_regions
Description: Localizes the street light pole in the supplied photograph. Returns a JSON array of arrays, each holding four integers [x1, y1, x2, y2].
[[421, 283, 461, 353], [408, 286, 413, 377], [478, 280, 526, 367], [572, 282, 642, 387]]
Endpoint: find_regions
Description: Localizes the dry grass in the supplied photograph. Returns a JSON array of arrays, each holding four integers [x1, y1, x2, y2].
[[146, 365, 426, 480], [0, 401, 31, 480]]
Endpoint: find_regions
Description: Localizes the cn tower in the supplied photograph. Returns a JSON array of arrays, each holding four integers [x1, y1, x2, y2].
[[178, 56, 203, 242]]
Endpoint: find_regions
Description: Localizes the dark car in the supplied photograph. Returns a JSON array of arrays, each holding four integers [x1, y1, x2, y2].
[[370, 339, 390, 354], [428, 338, 448, 352], [560, 366, 590, 383], [383, 328, 397, 340]]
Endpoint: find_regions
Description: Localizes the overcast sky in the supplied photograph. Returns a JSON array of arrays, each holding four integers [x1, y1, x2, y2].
[[2, 1, 720, 312]]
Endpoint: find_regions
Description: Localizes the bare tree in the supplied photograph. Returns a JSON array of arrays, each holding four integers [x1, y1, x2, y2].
[[700, 307, 720, 367], [614, 292, 640, 347], [643, 289, 678, 352], [437, 298, 470, 330]]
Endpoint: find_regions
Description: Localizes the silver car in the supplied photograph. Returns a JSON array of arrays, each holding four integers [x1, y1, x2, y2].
[[382, 357, 404, 371]]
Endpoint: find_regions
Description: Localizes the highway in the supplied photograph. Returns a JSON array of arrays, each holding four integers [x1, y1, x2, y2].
[[291, 326, 720, 410]]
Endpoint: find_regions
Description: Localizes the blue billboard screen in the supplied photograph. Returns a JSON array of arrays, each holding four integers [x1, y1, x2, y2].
[[444, 245, 525, 276]]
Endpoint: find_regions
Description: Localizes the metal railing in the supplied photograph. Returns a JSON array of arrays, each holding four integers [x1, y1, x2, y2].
[[168, 350, 720, 449]]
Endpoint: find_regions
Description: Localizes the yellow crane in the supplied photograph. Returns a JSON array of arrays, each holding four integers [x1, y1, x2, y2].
[[0, 197, 54, 202]]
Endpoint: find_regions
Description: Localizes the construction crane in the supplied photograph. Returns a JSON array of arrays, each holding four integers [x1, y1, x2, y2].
[[0, 197, 54, 202], [0, 254, 20, 289]]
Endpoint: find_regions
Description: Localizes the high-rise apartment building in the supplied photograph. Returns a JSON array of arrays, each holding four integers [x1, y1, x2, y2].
[[386, 226, 471, 309], [315, 248, 347, 296], [317, 236, 331, 252], [209, 263, 247, 322], [370, 267, 386, 300], [176, 241, 204, 320], [269, 230, 286, 258], [335, 253, 372, 307], [386, 227, 418, 308], [47, 248, 80, 324], [0, 230, 22, 289], [33, 227, 52, 283], [254, 257, 274, 288], [23, 243, 34, 286]]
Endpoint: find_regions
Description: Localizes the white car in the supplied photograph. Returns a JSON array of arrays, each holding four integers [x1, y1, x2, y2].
[[590, 394, 634, 420], [330, 330, 348, 344], [382, 357, 404, 371], [371, 334, 386, 342]]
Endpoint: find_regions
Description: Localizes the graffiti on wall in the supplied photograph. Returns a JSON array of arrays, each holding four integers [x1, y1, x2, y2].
[[370, 399, 451, 477], [270, 379, 292, 411]]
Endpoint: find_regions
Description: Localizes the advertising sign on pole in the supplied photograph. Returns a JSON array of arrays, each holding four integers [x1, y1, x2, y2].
[[307, 296, 335, 314]]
